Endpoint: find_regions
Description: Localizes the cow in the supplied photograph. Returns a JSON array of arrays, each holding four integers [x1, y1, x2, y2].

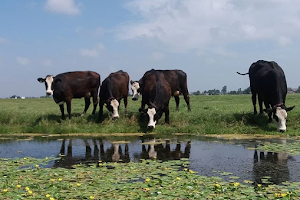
[[237, 60, 294, 132], [99, 70, 129, 119], [140, 69, 171, 129], [37, 71, 100, 119], [130, 69, 191, 111]]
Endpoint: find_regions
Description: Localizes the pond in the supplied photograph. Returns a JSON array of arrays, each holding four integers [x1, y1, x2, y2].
[[0, 134, 300, 185]]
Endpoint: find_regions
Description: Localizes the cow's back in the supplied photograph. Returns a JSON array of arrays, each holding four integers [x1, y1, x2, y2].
[[250, 60, 287, 103], [143, 70, 171, 104], [54, 71, 100, 99], [110, 70, 129, 98], [154, 69, 188, 94], [100, 70, 129, 100]]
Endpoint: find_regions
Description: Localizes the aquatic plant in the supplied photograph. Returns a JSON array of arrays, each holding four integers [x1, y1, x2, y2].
[[0, 157, 299, 199]]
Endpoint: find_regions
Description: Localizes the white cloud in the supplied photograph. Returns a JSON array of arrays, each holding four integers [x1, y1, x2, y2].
[[80, 44, 105, 58], [0, 36, 8, 44], [213, 47, 237, 57], [149, 52, 165, 61], [80, 49, 99, 57], [42, 59, 52, 66], [118, 0, 300, 52], [278, 36, 292, 46], [45, 0, 80, 15], [16, 57, 30, 66]]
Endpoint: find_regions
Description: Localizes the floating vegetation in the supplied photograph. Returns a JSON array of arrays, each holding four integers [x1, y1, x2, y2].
[[0, 157, 300, 199], [256, 140, 300, 156]]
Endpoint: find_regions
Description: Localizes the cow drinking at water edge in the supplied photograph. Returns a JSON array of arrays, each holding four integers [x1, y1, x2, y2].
[[99, 70, 129, 120], [237, 60, 294, 132], [140, 69, 171, 129], [37, 71, 100, 119], [131, 69, 191, 111]]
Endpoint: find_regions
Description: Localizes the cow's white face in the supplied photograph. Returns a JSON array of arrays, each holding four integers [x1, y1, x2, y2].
[[274, 107, 287, 132], [110, 99, 120, 119], [45, 76, 54, 95], [131, 82, 140, 100], [147, 108, 157, 129]]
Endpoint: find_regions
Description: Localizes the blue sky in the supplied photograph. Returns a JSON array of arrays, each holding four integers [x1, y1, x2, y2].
[[1, 0, 300, 98]]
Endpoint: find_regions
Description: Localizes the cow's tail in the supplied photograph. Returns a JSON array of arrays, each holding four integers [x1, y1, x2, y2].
[[236, 71, 249, 75]]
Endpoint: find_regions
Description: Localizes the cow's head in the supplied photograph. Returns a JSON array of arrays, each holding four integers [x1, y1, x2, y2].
[[264, 104, 295, 132], [37, 75, 55, 95], [106, 98, 120, 119], [130, 80, 141, 101], [147, 103, 157, 129]]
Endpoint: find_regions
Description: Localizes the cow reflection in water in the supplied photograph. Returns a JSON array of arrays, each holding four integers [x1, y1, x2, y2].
[[253, 149, 289, 184], [99, 141, 130, 163], [134, 139, 191, 161], [53, 139, 191, 168], [53, 139, 130, 168]]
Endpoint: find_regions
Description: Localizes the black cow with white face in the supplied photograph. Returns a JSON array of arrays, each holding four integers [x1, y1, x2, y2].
[[131, 69, 190, 111], [99, 70, 129, 120], [38, 71, 100, 119], [140, 69, 171, 129], [237, 60, 294, 132]]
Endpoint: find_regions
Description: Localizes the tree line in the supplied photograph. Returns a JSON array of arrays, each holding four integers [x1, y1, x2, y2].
[[192, 85, 300, 96]]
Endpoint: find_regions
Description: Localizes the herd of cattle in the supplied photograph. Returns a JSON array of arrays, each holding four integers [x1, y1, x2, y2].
[[37, 59, 295, 132]]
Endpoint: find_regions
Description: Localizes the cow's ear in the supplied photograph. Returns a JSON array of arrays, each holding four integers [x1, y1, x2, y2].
[[264, 108, 273, 114], [285, 106, 295, 112], [130, 80, 134, 85], [37, 78, 45, 83]]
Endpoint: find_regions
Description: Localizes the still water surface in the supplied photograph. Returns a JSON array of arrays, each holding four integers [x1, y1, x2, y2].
[[1, 135, 300, 185]]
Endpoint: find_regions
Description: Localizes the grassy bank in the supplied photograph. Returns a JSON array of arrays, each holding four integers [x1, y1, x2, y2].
[[0, 94, 300, 135]]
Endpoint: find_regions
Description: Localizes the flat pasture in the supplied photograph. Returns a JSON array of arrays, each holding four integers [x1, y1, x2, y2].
[[0, 94, 300, 135]]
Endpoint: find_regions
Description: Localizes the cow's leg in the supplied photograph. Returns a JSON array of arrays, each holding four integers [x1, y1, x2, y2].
[[98, 101, 104, 119], [165, 106, 170, 124], [252, 93, 257, 115], [174, 96, 180, 111], [91, 90, 98, 115], [258, 96, 263, 115], [264, 102, 272, 122], [59, 104, 65, 120], [139, 101, 146, 113], [66, 100, 72, 119], [124, 96, 128, 113], [183, 93, 191, 111], [82, 97, 91, 116]]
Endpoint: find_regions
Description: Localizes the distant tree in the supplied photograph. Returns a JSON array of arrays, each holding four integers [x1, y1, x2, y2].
[[40, 95, 51, 98], [229, 90, 237, 94], [237, 88, 242, 94], [193, 90, 201, 95], [243, 86, 251, 94], [221, 86, 227, 94], [297, 86, 300, 93], [207, 89, 220, 95]]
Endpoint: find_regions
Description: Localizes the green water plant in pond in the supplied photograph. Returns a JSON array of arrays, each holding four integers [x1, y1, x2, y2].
[[256, 140, 300, 156], [0, 157, 300, 199]]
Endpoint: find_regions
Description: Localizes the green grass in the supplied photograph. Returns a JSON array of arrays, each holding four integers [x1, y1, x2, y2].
[[0, 94, 300, 135]]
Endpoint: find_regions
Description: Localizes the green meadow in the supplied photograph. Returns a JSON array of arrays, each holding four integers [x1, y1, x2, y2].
[[0, 94, 300, 135]]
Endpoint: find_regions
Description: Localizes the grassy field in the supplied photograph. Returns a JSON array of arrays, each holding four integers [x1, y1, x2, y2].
[[0, 94, 300, 135]]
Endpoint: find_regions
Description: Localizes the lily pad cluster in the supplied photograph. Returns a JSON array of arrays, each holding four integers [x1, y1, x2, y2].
[[0, 157, 299, 199], [256, 140, 300, 156]]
